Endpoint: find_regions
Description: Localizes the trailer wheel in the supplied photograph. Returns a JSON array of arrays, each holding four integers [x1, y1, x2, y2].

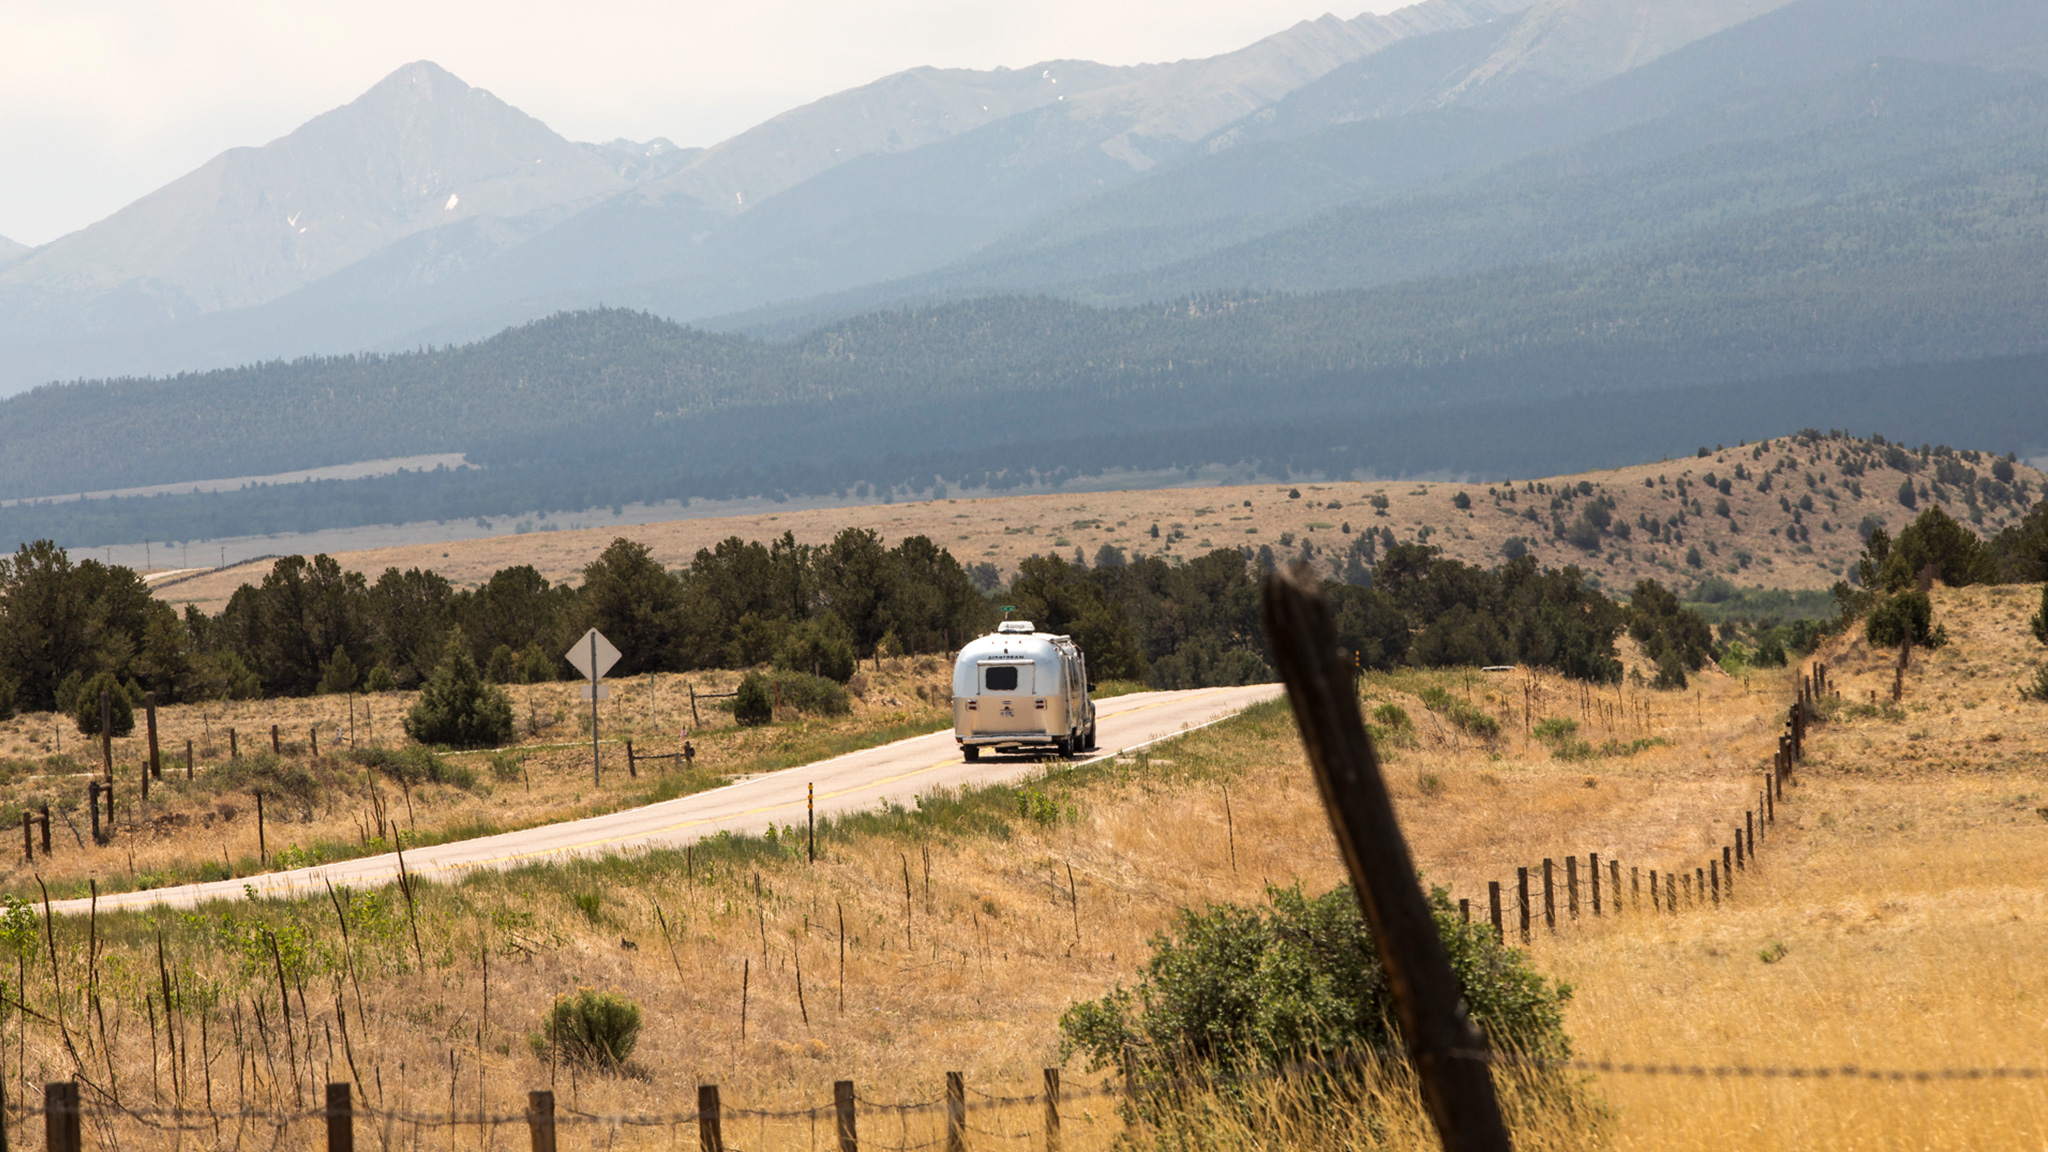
[[1084, 725, 1097, 752], [963, 745, 980, 763], [1055, 736, 1073, 759]]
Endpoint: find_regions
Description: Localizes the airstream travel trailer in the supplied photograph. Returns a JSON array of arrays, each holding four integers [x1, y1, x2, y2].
[[952, 621, 1097, 761]]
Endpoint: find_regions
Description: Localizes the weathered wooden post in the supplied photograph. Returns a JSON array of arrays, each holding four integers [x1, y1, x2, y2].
[[45, 1081, 80, 1152], [1590, 853, 1601, 916], [271, 724, 280, 755], [527, 1090, 557, 1152], [99, 691, 113, 781], [834, 1080, 858, 1152], [945, 1072, 965, 1152], [230, 727, 238, 758], [20, 812, 31, 863], [145, 691, 161, 781], [36, 806, 48, 855], [256, 792, 267, 864], [1488, 881, 1503, 942], [326, 1082, 354, 1152], [1042, 1069, 1060, 1152], [185, 739, 194, 780], [698, 1085, 724, 1152], [1260, 566, 1511, 1152]]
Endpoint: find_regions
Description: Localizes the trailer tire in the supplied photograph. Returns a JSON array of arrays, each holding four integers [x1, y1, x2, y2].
[[963, 745, 979, 763], [1056, 737, 1073, 759]]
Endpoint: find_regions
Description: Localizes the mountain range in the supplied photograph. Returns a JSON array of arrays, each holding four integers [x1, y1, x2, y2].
[[4, 0, 2048, 551]]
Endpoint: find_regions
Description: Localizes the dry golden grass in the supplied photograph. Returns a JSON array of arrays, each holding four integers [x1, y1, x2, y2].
[[6, 582, 2046, 1151], [150, 436, 2043, 614], [0, 658, 955, 898]]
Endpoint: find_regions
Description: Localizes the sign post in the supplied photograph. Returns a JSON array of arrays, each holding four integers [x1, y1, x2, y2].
[[565, 628, 622, 785]]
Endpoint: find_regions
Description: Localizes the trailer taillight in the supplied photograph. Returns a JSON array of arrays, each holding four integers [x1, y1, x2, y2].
[[965, 700, 977, 710], [1035, 699, 1047, 710]]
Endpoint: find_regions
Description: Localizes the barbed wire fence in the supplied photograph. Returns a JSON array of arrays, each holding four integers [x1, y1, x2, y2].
[[0, 654, 1942, 1151]]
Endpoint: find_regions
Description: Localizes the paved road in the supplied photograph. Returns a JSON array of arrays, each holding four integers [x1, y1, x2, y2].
[[59, 684, 1283, 915]]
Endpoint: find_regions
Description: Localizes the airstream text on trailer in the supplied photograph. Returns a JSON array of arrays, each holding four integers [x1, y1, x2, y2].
[[952, 621, 1097, 761]]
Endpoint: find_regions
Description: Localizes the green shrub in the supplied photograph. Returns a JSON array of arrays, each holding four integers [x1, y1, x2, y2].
[[1652, 652, 1689, 691], [1416, 685, 1501, 739], [538, 989, 642, 1067], [2032, 586, 2047, 647], [364, 664, 397, 693], [1058, 883, 1571, 1081], [70, 672, 135, 738], [776, 615, 858, 682], [733, 673, 772, 726], [1532, 716, 1578, 743], [487, 751, 525, 783], [766, 671, 852, 716], [485, 645, 520, 685], [1865, 590, 1934, 648], [349, 746, 477, 791], [208, 752, 325, 817], [317, 646, 358, 695], [2023, 664, 2048, 704], [1370, 703, 1411, 730], [403, 651, 514, 748]]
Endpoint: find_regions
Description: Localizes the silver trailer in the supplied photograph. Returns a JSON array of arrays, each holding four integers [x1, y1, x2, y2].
[[952, 621, 1097, 761]]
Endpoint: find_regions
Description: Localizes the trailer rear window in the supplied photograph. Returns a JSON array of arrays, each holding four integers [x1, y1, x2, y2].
[[983, 666, 1019, 692]]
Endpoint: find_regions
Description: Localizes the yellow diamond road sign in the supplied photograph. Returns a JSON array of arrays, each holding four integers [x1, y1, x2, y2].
[[565, 628, 622, 681]]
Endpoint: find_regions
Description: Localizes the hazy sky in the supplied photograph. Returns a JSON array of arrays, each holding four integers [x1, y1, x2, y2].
[[0, 0, 1405, 247]]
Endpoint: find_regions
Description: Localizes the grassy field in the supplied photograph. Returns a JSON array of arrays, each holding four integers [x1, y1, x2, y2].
[[0, 658, 955, 898], [149, 435, 2045, 613], [0, 583, 2042, 1149]]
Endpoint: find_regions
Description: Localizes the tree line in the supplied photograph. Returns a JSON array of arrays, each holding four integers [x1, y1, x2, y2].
[[0, 518, 1809, 733]]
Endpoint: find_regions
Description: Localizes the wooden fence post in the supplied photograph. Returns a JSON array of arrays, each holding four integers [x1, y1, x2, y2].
[[256, 792, 267, 864], [1650, 869, 1659, 912], [528, 1090, 557, 1152], [1043, 1069, 1060, 1152], [945, 1071, 965, 1152], [1260, 567, 1510, 1152], [1722, 847, 1734, 897], [271, 724, 280, 755], [99, 691, 112, 780], [326, 1082, 353, 1152], [1590, 853, 1601, 916], [36, 806, 48, 856], [834, 1080, 857, 1152], [1566, 856, 1579, 920], [185, 739, 194, 780], [1542, 858, 1555, 930], [1610, 860, 1621, 913], [1488, 881, 1503, 942], [230, 728, 238, 758], [45, 1081, 79, 1152], [698, 1085, 724, 1152], [1709, 861, 1720, 907], [311, 726, 319, 758], [145, 691, 161, 781], [20, 812, 30, 863], [1517, 867, 1530, 941], [1666, 872, 1677, 912]]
